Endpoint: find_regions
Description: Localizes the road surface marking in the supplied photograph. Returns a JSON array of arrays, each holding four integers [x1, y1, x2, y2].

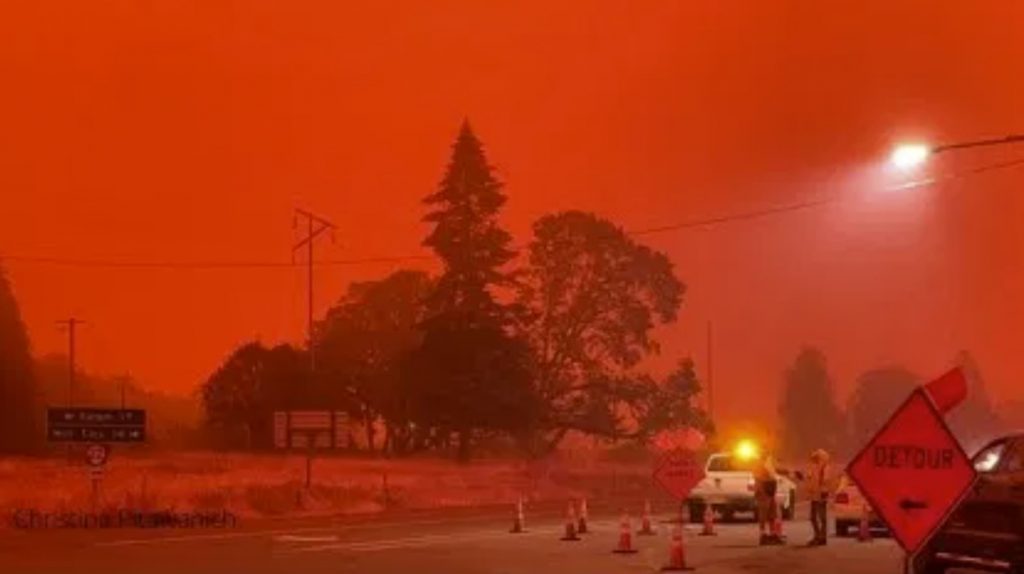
[[273, 534, 340, 543], [95, 514, 519, 547], [287, 527, 565, 554]]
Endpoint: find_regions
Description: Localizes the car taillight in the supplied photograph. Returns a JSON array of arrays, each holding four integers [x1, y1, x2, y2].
[[835, 492, 850, 504]]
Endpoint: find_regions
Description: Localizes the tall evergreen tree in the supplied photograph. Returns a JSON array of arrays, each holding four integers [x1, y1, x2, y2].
[[0, 264, 38, 453], [409, 121, 531, 461], [422, 120, 515, 325], [778, 347, 844, 459]]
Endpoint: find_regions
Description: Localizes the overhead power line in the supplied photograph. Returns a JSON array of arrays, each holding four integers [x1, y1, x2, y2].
[[0, 196, 846, 270], [3, 155, 1023, 271]]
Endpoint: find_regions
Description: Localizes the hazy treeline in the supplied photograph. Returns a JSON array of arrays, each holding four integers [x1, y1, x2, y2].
[[777, 346, 1005, 461]]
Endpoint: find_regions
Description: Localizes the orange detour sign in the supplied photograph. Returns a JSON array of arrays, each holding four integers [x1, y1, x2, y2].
[[654, 449, 705, 501], [846, 387, 976, 555]]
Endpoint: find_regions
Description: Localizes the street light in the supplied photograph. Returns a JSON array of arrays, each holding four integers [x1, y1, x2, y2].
[[891, 144, 930, 170], [890, 134, 1024, 170]]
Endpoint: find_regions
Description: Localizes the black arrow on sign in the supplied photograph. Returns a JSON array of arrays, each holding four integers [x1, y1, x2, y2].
[[899, 499, 928, 511]]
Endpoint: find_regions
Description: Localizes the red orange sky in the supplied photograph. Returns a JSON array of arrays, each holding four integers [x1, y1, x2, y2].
[[1, 1, 1022, 427]]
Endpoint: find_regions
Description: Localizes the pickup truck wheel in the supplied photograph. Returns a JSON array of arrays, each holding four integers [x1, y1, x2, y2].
[[688, 503, 704, 524]]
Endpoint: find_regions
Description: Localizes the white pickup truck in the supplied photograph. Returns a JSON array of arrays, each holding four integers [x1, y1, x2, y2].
[[685, 452, 799, 523]]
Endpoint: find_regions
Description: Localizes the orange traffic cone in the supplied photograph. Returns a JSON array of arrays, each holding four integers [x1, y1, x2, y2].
[[638, 500, 655, 535], [698, 504, 716, 536], [612, 513, 638, 554], [577, 498, 589, 534], [510, 497, 526, 533], [561, 502, 580, 541], [661, 522, 694, 571], [857, 505, 872, 543]]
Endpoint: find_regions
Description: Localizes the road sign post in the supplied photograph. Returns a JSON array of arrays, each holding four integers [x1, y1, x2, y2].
[[84, 443, 109, 513], [846, 387, 977, 567]]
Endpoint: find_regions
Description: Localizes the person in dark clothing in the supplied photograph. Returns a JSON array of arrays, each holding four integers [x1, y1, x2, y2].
[[754, 454, 783, 545], [806, 449, 830, 546]]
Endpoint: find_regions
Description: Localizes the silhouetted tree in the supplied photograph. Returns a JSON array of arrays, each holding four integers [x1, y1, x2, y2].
[[847, 366, 919, 453], [0, 265, 38, 453], [317, 270, 433, 455], [947, 350, 1003, 453], [403, 321, 540, 460], [515, 211, 687, 452], [634, 358, 712, 443], [412, 120, 530, 460], [199, 342, 310, 449], [777, 347, 844, 459], [422, 120, 516, 324]]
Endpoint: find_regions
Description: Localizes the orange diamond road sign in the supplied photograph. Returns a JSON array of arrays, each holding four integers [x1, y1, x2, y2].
[[653, 449, 705, 500], [847, 388, 977, 554]]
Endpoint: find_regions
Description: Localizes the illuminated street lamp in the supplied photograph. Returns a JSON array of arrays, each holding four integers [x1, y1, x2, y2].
[[890, 134, 1024, 170], [890, 144, 930, 170]]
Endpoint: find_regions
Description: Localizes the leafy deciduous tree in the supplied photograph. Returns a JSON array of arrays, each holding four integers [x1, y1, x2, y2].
[[515, 210, 688, 451], [199, 342, 310, 449], [317, 270, 433, 454]]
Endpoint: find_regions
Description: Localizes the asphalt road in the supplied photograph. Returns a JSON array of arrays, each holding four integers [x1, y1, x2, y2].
[[0, 503, 972, 574]]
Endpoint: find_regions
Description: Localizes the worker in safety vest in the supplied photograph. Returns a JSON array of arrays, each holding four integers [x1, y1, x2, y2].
[[806, 449, 831, 546], [753, 453, 782, 545]]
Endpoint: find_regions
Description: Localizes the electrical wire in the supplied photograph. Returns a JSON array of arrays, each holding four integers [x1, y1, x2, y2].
[[3, 156, 1023, 271]]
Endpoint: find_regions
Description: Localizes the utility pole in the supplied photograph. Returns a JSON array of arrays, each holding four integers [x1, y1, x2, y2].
[[56, 318, 84, 407], [117, 374, 130, 409], [293, 208, 335, 372], [706, 320, 714, 425]]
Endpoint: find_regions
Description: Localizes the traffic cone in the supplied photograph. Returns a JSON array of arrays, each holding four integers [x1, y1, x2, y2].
[[698, 504, 716, 536], [638, 500, 655, 535], [560, 502, 580, 541], [612, 513, 638, 554], [857, 505, 872, 543], [577, 498, 589, 534], [661, 522, 694, 571], [510, 497, 526, 533]]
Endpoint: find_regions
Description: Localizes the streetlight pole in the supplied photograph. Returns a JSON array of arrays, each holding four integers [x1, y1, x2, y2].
[[706, 320, 714, 425]]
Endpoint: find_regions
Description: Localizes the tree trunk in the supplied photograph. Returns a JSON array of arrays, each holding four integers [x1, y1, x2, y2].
[[364, 408, 376, 453], [457, 428, 472, 463], [382, 423, 392, 457]]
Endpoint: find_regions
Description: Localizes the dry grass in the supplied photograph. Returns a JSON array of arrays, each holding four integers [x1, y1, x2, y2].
[[0, 452, 651, 526]]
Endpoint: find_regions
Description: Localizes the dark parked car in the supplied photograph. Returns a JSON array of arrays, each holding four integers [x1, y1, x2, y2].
[[915, 433, 1024, 574]]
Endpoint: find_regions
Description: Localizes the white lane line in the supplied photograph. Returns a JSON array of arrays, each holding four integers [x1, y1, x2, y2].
[[95, 514, 516, 548], [287, 527, 564, 554], [286, 519, 624, 554], [273, 535, 340, 543]]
